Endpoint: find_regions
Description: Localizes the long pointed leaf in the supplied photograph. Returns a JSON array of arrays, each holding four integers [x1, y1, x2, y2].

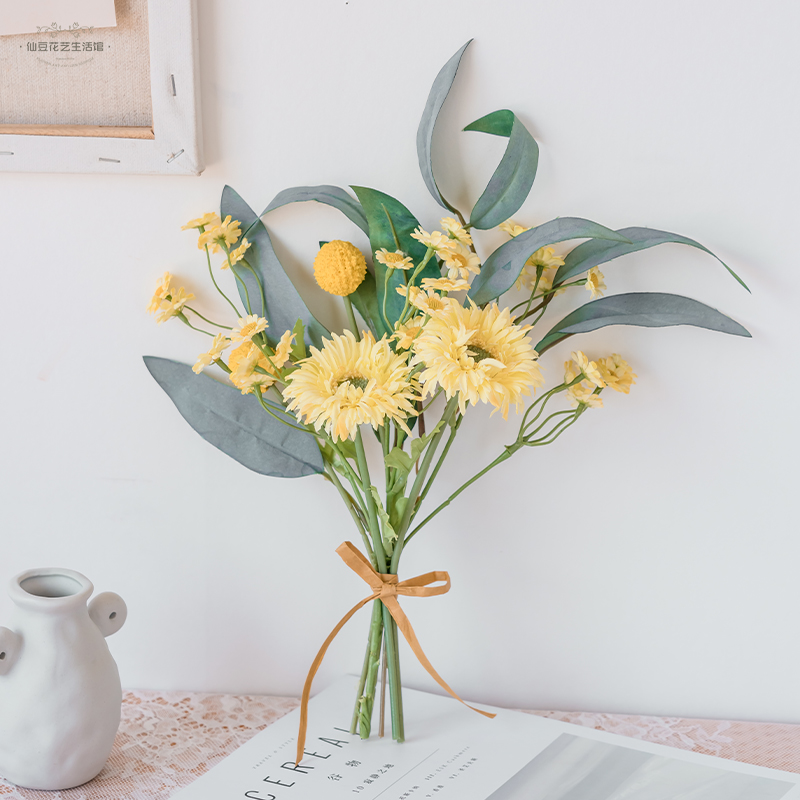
[[465, 110, 539, 230], [143, 356, 324, 478], [221, 186, 329, 349], [416, 40, 472, 211], [535, 292, 751, 354], [350, 269, 381, 337], [261, 185, 369, 235], [351, 186, 441, 333], [468, 218, 632, 305], [553, 227, 749, 291]]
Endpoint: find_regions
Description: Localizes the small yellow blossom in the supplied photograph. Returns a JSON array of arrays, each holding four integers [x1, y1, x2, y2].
[[499, 220, 529, 238], [421, 277, 471, 293], [148, 272, 195, 324], [570, 351, 606, 388], [439, 217, 473, 246], [585, 266, 606, 299], [225, 238, 251, 269], [314, 240, 367, 296], [410, 227, 453, 251], [396, 285, 455, 317], [182, 212, 221, 231], [229, 330, 295, 394], [375, 249, 413, 270], [198, 216, 242, 253], [231, 314, 268, 344], [393, 320, 425, 350], [598, 354, 636, 394], [439, 242, 481, 281], [147, 272, 173, 314], [516, 247, 565, 292], [192, 334, 230, 374], [564, 361, 603, 409]]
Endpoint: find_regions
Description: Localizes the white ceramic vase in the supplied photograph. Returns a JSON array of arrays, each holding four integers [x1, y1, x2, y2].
[[0, 567, 127, 790]]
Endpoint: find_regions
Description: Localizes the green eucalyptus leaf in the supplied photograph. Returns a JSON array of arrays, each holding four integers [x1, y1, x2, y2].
[[465, 110, 539, 230], [535, 292, 751, 354], [417, 40, 472, 211], [262, 185, 369, 235], [143, 356, 324, 478], [351, 186, 441, 332], [554, 227, 749, 291], [220, 186, 329, 349], [468, 217, 632, 306]]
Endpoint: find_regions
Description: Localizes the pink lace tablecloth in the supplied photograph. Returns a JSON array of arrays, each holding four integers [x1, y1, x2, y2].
[[2, 691, 798, 799]]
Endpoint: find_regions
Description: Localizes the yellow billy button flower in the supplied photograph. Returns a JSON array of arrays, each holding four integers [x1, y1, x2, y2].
[[225, 238, 251, 269], [396, 285, 455, 317], [585, 266, 606, 299], [228, 331, 295, 394], [564, 360, 603, 409], [598, 354, 637, 394], [182, 212, 220, 231], [420, 277, 471, 293], [192, 334, 231, 374], [570, 351, 606, 388], [439, 217, 473, 246], [410, 227, 452, 252], [147, 272, 195, 324], [439, 242, 481, 281], [375, 248, 413, 271], [516, 247, 565, 292], [283, 330, 419, 442], [314, 240, 367, 296], [499, 219, 529, 238], [411, 301, 544, 419], [231, 314, 268, 344], [198, 216, 242, 253]]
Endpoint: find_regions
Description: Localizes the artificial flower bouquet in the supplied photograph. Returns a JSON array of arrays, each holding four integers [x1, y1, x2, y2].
[[145, 41, 749, 760]]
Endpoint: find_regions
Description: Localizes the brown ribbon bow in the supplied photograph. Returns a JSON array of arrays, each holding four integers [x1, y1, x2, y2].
[[295, 541, 495, 764]]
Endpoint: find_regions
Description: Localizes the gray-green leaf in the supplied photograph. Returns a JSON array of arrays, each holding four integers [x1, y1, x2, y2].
[[262, 185, 369, 236], [417, 40, 472, 211], [468, 217, 632, 306], [535, 292, 751, 354], [553, 227, 749, 291], [143, 356, 324, 478], [465, 110, 539, 230]]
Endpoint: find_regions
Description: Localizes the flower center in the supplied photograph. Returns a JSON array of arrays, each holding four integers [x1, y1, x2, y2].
[[338, 375, 369, 391], [467, 345, 494, 363], [385, 253, 405, 265]]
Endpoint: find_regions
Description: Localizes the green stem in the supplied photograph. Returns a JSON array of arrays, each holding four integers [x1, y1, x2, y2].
[[239, 256, 267, 316], [184, 307, 232, 329], [178, 315, 215, 336], [324, 464, 374, 566], [344, 295, 361, 340], [204, 245, 241, 317], [416, 411, 462, 512], [354, 430, 387, 572], [357, 601, 384, 738]]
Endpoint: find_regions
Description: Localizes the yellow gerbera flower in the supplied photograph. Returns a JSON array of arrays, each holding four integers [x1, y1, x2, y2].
[[231, 314, 268, 344], [410, 227, 453, 252], [224, 238, 251, 269], [228, 330, 295, 394], [570, 351, 606, 388], [314, 240, 367, 296], [585, 266, 606, 299], [439, 217, 473, 246], [284, 330, 419, 442], [499, 220, 529, 238], [564, 360, 603, 409], [396, 285, 455, 317], [148, 273, 195, 324], [516, 247, 565, 292], [420, 277, 471, 293], [192, 333, 230, 374], [439, 242, 481, 281], [182, 212, 220, 231], [598, 354, 636, 394], [198, 216, 242, 253], [411, 302, 544, 418], [375, 249, 413, 271]]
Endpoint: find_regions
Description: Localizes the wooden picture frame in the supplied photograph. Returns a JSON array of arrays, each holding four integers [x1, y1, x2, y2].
[[0, 0, 203, 175]]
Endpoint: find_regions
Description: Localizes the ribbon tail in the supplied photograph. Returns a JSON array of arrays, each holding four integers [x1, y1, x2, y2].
[[382, 595, 496, 721], [295, 593, 376, 765]]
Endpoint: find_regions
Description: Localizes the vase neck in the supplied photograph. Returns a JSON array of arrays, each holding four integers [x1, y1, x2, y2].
[[8, 568, 93, 615]]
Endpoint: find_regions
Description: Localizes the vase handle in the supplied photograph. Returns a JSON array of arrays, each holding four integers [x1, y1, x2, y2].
[[88, 592, 128, 637], [0, 627, 21, 676]]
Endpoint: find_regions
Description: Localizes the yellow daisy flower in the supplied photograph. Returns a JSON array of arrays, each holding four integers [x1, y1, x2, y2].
[[147, 272, 173, 314], [410, 227, 453, 251], [439, 242, 481, 281], [585, 266, 607, 299], [420, 277, 471, 293], [148, 273, 195, 324], [598, 354, 636, 394], [570, 351, 606, 388], [198, 216, 242, 253], [439, 217, 473, 246], [228, 330, 295, 394], [231, 314, 268, 344], [284, 330, 419, 442], [192, 333, 230, 374], [182, 212, 220, 231], [375, 249, 413, 271], [393, 319, 425, 350], [314, 240, 367, 296], [224, 238, 251, 269], [411, 302, 544, 418], [499, 219, 529, 238], [396, 285, 455, 317], [516, 247, 565, 292], [564, 361, 603, 409]]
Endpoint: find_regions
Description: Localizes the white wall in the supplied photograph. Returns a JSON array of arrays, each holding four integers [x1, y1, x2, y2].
[[2, 0, 799, 724]]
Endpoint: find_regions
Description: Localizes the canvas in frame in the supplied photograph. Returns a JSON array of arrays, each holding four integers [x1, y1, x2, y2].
[[0, 0, 203, 176]]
